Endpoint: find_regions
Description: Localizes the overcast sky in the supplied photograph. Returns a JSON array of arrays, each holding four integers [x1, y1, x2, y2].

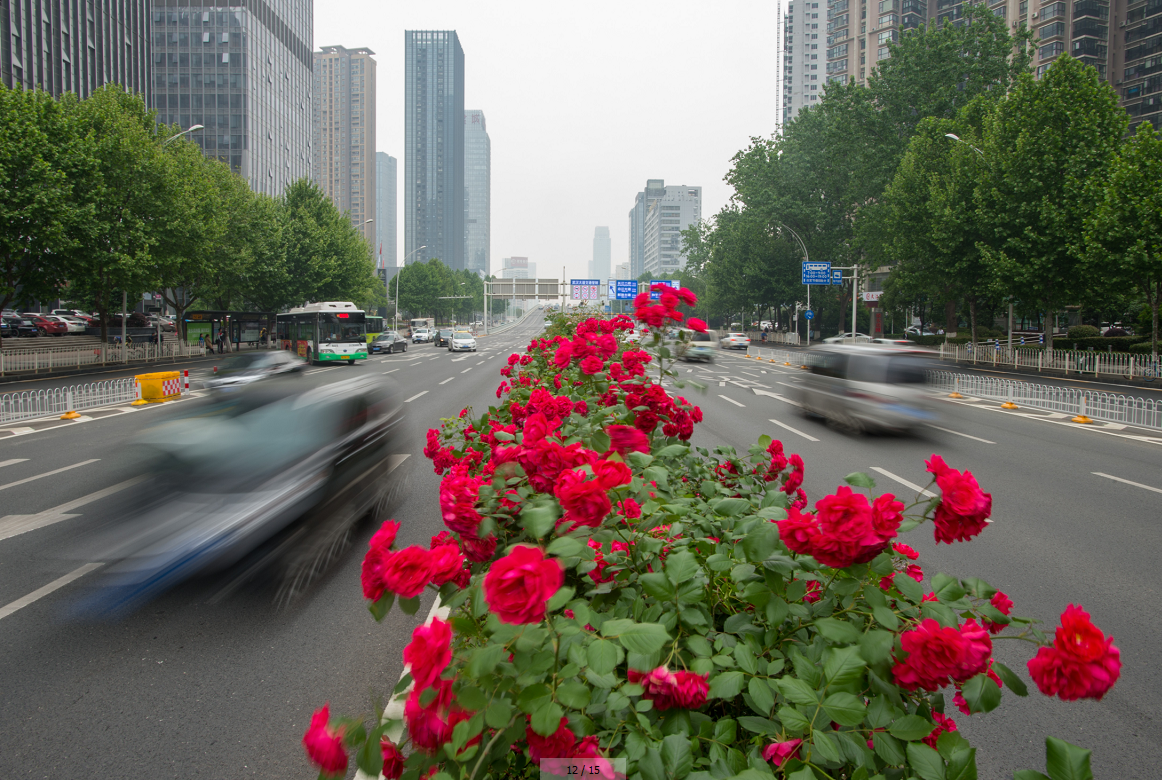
[[315, 1, 783, 283]]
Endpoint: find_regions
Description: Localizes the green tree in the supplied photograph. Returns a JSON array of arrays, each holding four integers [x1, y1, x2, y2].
[[978, 55, 1128, 352], [1086, 121, 1162, 356], [0, 85, 93, 343], [397, 259, 445, 319]]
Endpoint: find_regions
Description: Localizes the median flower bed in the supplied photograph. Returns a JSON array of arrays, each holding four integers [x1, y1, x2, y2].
[[307, 286, 1119, 780]]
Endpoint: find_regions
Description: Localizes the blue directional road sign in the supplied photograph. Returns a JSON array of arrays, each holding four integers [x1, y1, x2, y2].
[[802, 262, 832, 285], [804, 310, 815, 320], [645, 279, 680, 300], [832, 269, 843, 285], [610, 280, 639, 300]]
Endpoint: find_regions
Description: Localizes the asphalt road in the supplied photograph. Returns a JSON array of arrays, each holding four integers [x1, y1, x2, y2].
[[1, 318, 1157, 777]]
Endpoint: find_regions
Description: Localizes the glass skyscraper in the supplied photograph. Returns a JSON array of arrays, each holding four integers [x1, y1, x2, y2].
[[404, 30, 465, 269], [464, 109, 490, 278], [149, 1, 313, 197]]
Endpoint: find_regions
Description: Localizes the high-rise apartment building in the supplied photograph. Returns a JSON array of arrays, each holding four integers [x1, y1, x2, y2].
[[643, 185, 701, 276], [628, 179, 665, 279], [404, 30, 465, 269], [591, 227, 611, 282], [376, 152, 397, 271], [782, 1, 825, 122], [149, 2, 313, 197], [464, 109, 491, 277], [313, 45, 376, 245], [2, 1, 151, 98], [500, 257, 536, 279]]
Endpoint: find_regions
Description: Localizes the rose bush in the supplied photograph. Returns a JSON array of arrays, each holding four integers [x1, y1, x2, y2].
[[307, 289, 1118, 780]]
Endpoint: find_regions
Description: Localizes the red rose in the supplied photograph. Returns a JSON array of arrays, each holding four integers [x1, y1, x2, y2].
[[381, 739, 404, 780], [302, 703, 347, 777], [404, 678, 456, 753], [628, 666, 708, 710], [871, 493, 904, 539], [671, 670, 709, 708], [955, 619, 993, 681], [581, 355, 606, 375], [523, 411, 558, 444], [892, 542, 919, 560], [439, 471, 485, 537], [618, 498, 642, 520], [1028, 604, 1121, 701], [687, 317, 708, 332], [362, 523, 398, 601], [403, 617, 452, 692], [594, 460, 632, 490], [572, 735, 603, 759], [606, 425, 650, 456], [484, 545, 563, 624], [892, 619, 968, 691], [763, 739, 802, 767], [925, 455, 992, 544], [526, 717, 576, 765], [776, 507, 819, 556], [461, 534, 497, 563], [377, 546, 433, 599], [675, 287, 698, 306], [555, 469, 612, 530], [921, 711, 958, 749], [428, 544, 467, 587], [985, 591, 1013, 634]]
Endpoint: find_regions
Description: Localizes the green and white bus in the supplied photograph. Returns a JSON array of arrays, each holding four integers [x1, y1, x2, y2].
[[276, 302, 369, 364]]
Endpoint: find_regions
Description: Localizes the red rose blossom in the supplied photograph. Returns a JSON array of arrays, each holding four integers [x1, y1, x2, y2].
[[428, 544, 467, 587], [1027, 604, 1121, 701], [403, 618, 452, 692], [302, 703, 347, 777], [921, 711, 958, 749], [484, 545, 563, 624], [606, 425, 650, 456], [379, 546, 433, 599], [687, 317, 708, 333], [763, 739, 802, 767], [526, 717, 576, 765], [893, 618, 992, 691], [984, 591, 1014, 634], [555, 469, 612, 530], [925, 455, 992, 544], [628, 666, 708, 710], [380, 739, 404, 780]]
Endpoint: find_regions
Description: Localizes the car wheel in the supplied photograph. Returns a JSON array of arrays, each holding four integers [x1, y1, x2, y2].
[[305, 348, 312, 365], [347, 359, 355, 365], [402, 343, 407, 352]]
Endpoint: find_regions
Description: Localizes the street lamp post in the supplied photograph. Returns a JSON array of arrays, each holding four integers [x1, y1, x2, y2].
[[163, 125, 204, 146], [778, 223, 812, 346], [394, 245, 427, 334], [159, 124, 204, 350], [944, 133, 984, 157]]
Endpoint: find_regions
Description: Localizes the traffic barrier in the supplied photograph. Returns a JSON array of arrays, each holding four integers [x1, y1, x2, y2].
[[0, 341, 206, 376], [132, 371, 182, 405], [60, 388, 81, 419], [183, 370, 190, 394], [0, 378, 138, 424]]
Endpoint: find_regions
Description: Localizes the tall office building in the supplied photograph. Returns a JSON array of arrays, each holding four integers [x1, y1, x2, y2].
[[643, 184, 701, 276], [2, 1, 150, 98], [376, 152, 397, 271], [313, 45, 376, 245], [404, 30, 465, 269], [628, 179, 665, 279], [149, 2, 313, 197], [614, 263, 630, 280], [591, 227, 611, 282], [464, 109, 491, 277], [500, 257, 536, 279]]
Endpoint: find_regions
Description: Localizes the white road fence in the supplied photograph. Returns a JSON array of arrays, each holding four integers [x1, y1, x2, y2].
[[0, 342, 205, 376], [0, 378, 140, 425], [928, 371, 1162, 431], [937, 343, 1158, 379]]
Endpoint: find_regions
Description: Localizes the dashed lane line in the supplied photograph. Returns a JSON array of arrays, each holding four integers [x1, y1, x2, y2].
[[1092, 471, 1162, 495], [439, 377, 454, 385], [0, 563, 103, 622], [767, 418, 819, 442], [0, 459, 100, 493], [718, 394, 746, 408], [927, 424, 996, 444], [869, 467, 937, 498], [0, 459, 28, 469], [461, 367, 473, 374], [403, 391, 428, 403], [382, 369, 399, 374]]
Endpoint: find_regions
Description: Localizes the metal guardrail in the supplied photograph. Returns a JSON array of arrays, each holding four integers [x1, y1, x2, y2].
[[0, 378, 140, 424], [928, 370, 1162, 431], [937, 342, 1158, 379], [0, 342, 207, 376]]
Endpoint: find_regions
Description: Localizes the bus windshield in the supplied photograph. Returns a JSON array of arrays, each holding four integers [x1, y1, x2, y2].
[[320, 313, 366, 343]]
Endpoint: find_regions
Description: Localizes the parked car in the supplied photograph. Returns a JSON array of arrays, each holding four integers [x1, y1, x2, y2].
[[371, 332, 407, 354], [721, 332, 750, 350], [46, 315, 87, 334], [2, 316, 39, 338], [823, 332, 872, 344], [433, 328, 454, 348], [412, 328, 432, 344], [904, 326, 938, 337], [448, 330, 477, 352], [203, 351, 304, 391], [24, 314, 68, 336], [793, 344, 937, 434], [677, 329, 717, 362], [51, 309, 95, 323]]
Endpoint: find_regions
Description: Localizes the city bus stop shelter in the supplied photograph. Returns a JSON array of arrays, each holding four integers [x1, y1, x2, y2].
[[183, 311, 275, 350]]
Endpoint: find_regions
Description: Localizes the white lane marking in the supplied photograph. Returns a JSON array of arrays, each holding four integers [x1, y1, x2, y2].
[[768, 418, 820, 442], [0, 459, 28, 469], [0, 476, 147, 542], [439, 377, 454, 385], [686, 368, 693, 373], [1093, 471, 1162, 495], [451, 356, 470, 362], [928, 424, 996, 444], [461, 367, 473, 374], [719, 381, 726, 387], [752, 388, 802, 407], [0, 459, 100, 493], [382, 369, 399, 374], [776, 382, 799, 389], [476, 360, 486, 365], [741, 371, 761, 377], [304, 367, 337, 374], [718, 394, 746, 407], [0, 563, 103, 622], [403, 391, 428, 403], [870, 467, 937, 498]]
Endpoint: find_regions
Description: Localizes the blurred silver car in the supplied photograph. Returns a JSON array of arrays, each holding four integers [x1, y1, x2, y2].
[[794, 345, 937, 433], [677, 329, 717, 362], [204, 351, 303, 391]]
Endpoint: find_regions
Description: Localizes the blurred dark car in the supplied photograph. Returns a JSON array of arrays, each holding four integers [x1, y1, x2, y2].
[[371, 332, 407, 354], [203, 351, 304, 391], [2, 316, 39, 338], [68, 375, 407, 615], [433, 328, 453, 348]]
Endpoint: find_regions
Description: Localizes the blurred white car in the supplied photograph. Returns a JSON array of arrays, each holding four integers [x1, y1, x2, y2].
[[624, 329, 642, 343], [449, 331, 477, 352], [823, 332, 871, 344], [721, 332, 750, 350], [412, 328, 432, 344]]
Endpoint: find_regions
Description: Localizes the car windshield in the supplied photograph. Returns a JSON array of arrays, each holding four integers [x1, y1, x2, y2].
[[375, 334, 396, 342], [691, 332, 712, 343], [216, 353, 278, 375], [454, 331, 472, 338], [440, 330, 453, 337]]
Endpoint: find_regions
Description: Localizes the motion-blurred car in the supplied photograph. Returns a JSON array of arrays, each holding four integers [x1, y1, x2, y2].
[[68, 375, 407, 615], [823, 332, 872, 344], [678, 329, 717, 362], [721, 332, 750, 350], [433, 328, 454, 348], [371, 332, 407, 354], [203, 351, 304, 391], [412, 328, 432, 344], [24, 315, 67, 336], [793, 344, 937, 434], [870, 337, 917, 346], [448, 330, 477, 352]]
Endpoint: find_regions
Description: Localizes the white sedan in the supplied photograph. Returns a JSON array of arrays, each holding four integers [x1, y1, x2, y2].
[[721, 332, 750, 350], [823, 332, 872, 344], [48, 315, 86, 333], [449, 331, 477, 352]]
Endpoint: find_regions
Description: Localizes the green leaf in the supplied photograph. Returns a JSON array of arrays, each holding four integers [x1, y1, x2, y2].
[[627, 451, 654, 469], [936, 731, 972, 760], [906, 742, 946, 780], [860, 630, 896, 666], [931, 573, 966, 602], [1045, 737, 1094, 780], [398, 596, 421, 615], [546, 586, 575, 613], [601, 620, 670, 654], [992, 661, 1029, 696], [661, 734, 694, 780], [920, 601, 960, 628], [457, 685, 487, 711], [889, 714, 936, 742], [812, 730, 842, 764], [1013, 773, 1052, 780], [866, 695, 903, 728], [776, 678, 818, 706], [368, 591, 395, 621], [873, 731, 906, 765], [518, 683, 552, 713], [873, 604, 900, 630], [557, 681, 591, 710], [777, 706, 811, 734], [656, 443, 690, 458], [822, 692, 867, 726], [748, 676, 776, 715], [686, 635, 714, 657], [708, 670, 746, 699], [738, 715, 780, 735], [741, 523, 780, 563], [666, 550, 701, 586], [484, 700, 512, 728], [587, 639, 622, 674], [723, 613, 757, 635], [960, 672, 1002, 714], [734, 644, 758, 675], [894, 571, 926, 603], [712, 497, 752, 517], [844, 472, 877, 488], [638, 747, 666, 780], [823, 645, 866, 687], [765, 597, 789, 625], [466, 644, 506, 678], [355, 728, 383, 776], [787, 768, 816, 780], [546, 536, 585, 558], [641, 572, 676, 599], [520, 497, 560, 538], [815, 617, 861, 645], [530, 700, 565, 737]]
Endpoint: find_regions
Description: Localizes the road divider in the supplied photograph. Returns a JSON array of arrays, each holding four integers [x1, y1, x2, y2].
[[130, 371, 182, 405]]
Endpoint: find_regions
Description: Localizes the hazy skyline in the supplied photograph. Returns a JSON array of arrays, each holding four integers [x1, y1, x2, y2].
[[316, 1, 781, 284]]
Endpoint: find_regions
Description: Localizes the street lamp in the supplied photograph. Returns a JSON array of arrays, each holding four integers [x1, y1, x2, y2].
[[944, 133, 984, 157], [163, 125, 204, 145], [393, 245, 427, 333], [776, 223, 813, 347]]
